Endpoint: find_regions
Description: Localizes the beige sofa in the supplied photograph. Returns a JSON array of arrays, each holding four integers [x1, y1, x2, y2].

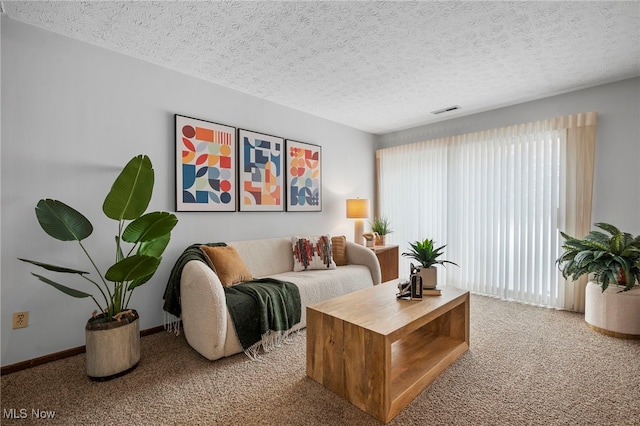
[[180, 237, 382, 360]]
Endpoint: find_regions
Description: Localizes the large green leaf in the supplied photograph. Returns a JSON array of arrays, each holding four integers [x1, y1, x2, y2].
[[138, 233, 171, 258], [18, 258, 90, 275], [127, 271, 156, 291], [102, 155, 154, 221], [595, 222, 621, 237], [122, 211, 178, 243], [34, 199, 93, 241], [104, 255, 160, 282], [31, 273, 93, 298]]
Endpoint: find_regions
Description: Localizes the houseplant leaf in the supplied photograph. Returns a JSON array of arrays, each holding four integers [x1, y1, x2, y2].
[[127, 272, 155, 291], [127, 235, 172, 289], [102, 155, 154, 221], [138, 233, 171, 258], [18, 258, 90, 275], [35, 199, 93, 242], [31, 273, 93, 298], [122, 211, 178, 244], [104, 255, 160, 282], [594, 222, 620, 236]]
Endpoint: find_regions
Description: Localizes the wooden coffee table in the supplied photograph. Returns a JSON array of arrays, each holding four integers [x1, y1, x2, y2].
[[306, 280, 469, 423]]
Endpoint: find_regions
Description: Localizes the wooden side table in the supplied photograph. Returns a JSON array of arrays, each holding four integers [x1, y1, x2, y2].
[[371, 245, 399, 283]]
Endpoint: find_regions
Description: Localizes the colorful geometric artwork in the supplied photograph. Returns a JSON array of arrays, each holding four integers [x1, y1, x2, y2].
[[286, 140, 322, 212], [175, 115, 236, 211], [238, 129, 284, 212]]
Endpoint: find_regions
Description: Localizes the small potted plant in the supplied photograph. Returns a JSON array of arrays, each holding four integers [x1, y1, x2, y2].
[[556, 222, 640, 337], [19, 155, 178, 380], [370, 216, 392, 246], [402, 238, 458, 289]]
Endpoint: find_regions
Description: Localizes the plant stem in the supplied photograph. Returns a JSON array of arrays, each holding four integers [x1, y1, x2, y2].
[[77, 240, 113, 307], [81, 275, 111, 311]]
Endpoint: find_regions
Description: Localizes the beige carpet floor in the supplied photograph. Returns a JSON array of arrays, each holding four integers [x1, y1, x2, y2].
[[2, 294, 639, 425]]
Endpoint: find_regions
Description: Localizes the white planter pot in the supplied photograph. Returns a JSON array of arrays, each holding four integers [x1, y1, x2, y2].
[[85, 310, 140, 380], [585, 282, 640, 339], [416, 267, 438, 289]]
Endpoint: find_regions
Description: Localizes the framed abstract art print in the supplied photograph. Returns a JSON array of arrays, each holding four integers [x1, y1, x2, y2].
[[175, 115, 237, 212], [238, 129, 285, 212], [286, 140, 322, 212]]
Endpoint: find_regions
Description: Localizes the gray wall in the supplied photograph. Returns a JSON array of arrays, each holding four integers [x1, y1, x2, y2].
[[378, 77, 640, 234], [1, 17, 375, 366]]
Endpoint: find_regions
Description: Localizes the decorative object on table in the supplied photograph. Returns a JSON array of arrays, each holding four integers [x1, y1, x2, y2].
[[238, 129, 284, 212], [285, 140, 322, 212], [346, 198, 369, 245], [396, 280, 410, 299], [363, 232, 375, 247], [396, 271, 424, 300], [369, 216, 392, 246], [556, 222, 640, 338], [175, 114, 237, 212], [19, 155, 179, 380], [402, 239, 458, 289]]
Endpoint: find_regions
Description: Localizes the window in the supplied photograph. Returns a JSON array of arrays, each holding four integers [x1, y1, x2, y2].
[[377, 113, 597, 311]]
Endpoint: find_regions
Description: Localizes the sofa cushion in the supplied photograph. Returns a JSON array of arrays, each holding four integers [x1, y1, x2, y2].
[[230, 238, 294, 277], [200, 245, 253, 286], [292, 235, 337, 272], [269, 265, 374, 326], [331, 235, 348, 266]]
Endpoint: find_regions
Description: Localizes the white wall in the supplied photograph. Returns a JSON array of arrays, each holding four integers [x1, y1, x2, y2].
[[0, 17, 376, 366], [378, 77, 640, 235]]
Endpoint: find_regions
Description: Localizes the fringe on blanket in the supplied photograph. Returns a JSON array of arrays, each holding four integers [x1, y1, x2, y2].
[[163, 311, 181, 336], [244, 328, 300, 361]]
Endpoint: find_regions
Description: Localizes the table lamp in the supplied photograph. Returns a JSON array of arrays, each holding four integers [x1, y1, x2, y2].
[[346, 198, 369, 245]]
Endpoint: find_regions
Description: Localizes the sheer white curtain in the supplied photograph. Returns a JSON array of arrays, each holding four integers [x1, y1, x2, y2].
[[377, 113, 597, 310], [446, 124, 562, 306], [376, 139, 448, 280]]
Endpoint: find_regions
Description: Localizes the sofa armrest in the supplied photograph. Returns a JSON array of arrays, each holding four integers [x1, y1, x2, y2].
[[345, 241, 382, 285], [180, 260, 228, 360]]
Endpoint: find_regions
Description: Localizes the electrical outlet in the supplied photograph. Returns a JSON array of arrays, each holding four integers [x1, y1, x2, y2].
[[12, 311, 28, 329]]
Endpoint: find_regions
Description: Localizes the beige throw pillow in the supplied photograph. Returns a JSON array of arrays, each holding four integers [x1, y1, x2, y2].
[[331, 235, 348, 266], [200, 245, 253, 286]]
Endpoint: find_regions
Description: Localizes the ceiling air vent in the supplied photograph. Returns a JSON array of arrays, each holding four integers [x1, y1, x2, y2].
[[431, 105, 461, 115]]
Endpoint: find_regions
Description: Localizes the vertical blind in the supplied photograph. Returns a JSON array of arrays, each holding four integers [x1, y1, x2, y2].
[[377, 113, 597, 310]]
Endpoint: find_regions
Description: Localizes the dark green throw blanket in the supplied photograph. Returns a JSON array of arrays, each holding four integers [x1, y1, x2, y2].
[[225, 278, 301, 351], [162, 242, 226, 318], [163, 243, 301, 353]]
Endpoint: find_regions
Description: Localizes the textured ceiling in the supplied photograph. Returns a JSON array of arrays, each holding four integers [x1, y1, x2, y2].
[[2, 1, 639, 134]]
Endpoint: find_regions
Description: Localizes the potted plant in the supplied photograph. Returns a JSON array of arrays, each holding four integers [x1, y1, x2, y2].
[[370, 216, 392, 246], [556, 222, 640, 337], [19, 155, 178, 380], [557, 222, 640, 291], [402, 238, 458, 289]]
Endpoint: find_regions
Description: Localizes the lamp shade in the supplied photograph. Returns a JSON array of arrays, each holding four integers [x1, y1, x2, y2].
[[346, 198, 369, 219]]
